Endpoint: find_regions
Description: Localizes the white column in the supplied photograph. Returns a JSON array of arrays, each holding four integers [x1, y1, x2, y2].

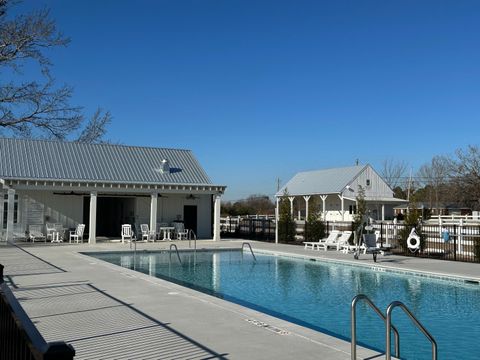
[[213, 194, 221, 241], [303, 195, 311, 220], [381, 204, 385, 221], [275, 197, 279, 244], [320, 195, 327, 220], [88, 192, 97, 244], [150, 193, 158, 234], [6, 189, 15, 242], [0, 190, 4, 240], [288, 196, 295, 218], [338, 194, 345, 221]]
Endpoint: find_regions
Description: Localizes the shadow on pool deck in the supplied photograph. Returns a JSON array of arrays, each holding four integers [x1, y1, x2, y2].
[[1, 243, 228, 360]]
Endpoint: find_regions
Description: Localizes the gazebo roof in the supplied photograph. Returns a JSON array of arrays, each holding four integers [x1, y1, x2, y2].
[[276, 165, 366, 196]]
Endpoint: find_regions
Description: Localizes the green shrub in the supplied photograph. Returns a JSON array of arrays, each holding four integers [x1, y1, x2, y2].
[[399, 208, 425, 252], [305, 217, 326, 242], [278, 190, 295, 243], [474, 238, 480, 263]]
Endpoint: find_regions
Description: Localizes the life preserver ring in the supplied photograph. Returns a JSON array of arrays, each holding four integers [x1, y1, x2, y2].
[[407, 228, 421, 251]]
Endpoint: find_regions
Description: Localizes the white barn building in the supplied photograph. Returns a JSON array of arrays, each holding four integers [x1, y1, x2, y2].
[[0, 138, 226, 243], [275, 164, 407, 226]]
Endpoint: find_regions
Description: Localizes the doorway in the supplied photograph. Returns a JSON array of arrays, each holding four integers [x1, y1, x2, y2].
[[83, 196, 135, 237], [184, 205, 197, 235]]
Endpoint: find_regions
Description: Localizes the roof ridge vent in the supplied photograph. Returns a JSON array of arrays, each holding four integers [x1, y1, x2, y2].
[[160, 159, 170, 174]]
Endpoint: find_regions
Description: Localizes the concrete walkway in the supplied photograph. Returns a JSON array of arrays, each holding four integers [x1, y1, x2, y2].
[[1, 239, 478, 359]]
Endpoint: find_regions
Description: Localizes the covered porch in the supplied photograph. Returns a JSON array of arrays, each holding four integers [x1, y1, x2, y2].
[[1, 179, 225, 243]]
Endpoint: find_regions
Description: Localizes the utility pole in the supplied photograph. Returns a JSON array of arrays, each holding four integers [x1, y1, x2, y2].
[[407, 168, 413, 204]]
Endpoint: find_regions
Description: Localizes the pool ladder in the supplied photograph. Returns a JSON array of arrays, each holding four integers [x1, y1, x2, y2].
[[169, 244, 182, 264], [241, 242, 256, 261], [351, 294, 437, 360]]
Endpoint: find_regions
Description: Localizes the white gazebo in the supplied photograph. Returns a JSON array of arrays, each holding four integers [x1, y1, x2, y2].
[[274, 164, 407, 243]]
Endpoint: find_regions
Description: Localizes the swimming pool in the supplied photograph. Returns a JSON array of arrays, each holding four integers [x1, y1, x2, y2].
[[87, 249, 480, 359]]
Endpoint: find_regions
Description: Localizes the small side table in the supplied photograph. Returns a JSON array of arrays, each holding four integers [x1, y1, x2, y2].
[[51, 231, 62, 243]]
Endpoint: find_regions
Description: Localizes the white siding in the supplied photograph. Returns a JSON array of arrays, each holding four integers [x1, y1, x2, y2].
[[135, 194, 212, 239], [348, 166, 393, 198], [20, 190, 84, 229]]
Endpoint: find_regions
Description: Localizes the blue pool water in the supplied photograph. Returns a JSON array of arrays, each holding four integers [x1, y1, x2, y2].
[[87, 249, 480, 359]]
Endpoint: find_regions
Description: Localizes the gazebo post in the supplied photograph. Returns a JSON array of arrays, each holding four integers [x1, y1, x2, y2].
[[338, 194, 345, 221], [275, 197, 279, 244], [320, 195, 327, 220], [303, 196, 311, 220], [288, 196, 295, 219]]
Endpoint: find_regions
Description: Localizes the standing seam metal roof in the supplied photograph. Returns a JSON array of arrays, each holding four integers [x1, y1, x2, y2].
[[0, 138, 216, 185], [276, 165, 366, 196]]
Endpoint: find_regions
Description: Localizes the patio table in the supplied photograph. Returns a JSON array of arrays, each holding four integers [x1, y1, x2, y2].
[[159, 226, 175, 241], [51, 230, 63, 243]]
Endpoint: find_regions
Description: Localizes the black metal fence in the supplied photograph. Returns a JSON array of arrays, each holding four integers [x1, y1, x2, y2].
[[0, 264, 75, 360], [358, 222, 479, 263], [221, 216, 480, 263], [221, 217, 276, 241]]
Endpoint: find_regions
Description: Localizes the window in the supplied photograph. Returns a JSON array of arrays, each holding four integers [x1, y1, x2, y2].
[[3, 194, 19, 229], [349, 205, 357, 214], [366, 179, 371, 186]]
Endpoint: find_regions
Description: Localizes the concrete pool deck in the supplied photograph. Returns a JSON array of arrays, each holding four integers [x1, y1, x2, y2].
[[1, 238, 479, 359]]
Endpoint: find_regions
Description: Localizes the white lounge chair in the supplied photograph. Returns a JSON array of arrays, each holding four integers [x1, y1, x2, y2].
[[29, 225, 46, 243], [69, 224, 85, 243], [316, 231, 344, 251], [335, 231, 353, 252], [140, 224, 155, 242], [303, 230, 340, 250], [121, 224, 134, 244]]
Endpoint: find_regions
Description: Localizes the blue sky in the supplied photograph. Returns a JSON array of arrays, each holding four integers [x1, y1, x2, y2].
[[11, 1, 480, 200]]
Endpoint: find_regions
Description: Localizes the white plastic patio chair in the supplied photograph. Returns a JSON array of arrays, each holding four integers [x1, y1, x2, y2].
[[121, 224, 134, 244], [140, 224, 155, 242], [45, 222, 56, 241], [173, 222, 189, 240], [29, 225, 46, 243], [303, 230, 340, 250], [69, 224, 85, 244]]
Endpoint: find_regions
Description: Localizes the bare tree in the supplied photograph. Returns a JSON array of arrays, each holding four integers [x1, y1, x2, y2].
[[0, 1, 110, 142], [450, 145, 480, 210], [416, 155, 451, 210], [380, 158, 409, 189]]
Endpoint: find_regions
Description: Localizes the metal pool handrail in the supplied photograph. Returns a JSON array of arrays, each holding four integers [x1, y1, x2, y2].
[[188, 230, 197, 251], [169, 244, 182, 264], [351, 294, 400, 360], [386, 301, 437, 360], [241, 242, 256, 261]]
